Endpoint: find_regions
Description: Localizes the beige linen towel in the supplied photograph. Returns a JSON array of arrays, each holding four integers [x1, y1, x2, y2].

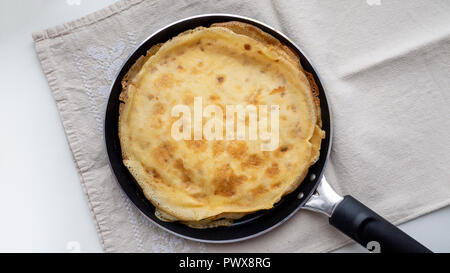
[[33, 0, 450, 252]]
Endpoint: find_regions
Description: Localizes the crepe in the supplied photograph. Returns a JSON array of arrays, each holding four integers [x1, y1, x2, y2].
[[118, 21, 324, 227]]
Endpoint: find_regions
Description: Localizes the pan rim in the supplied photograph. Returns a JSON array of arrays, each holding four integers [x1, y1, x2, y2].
[[104, 13, 333, 244]]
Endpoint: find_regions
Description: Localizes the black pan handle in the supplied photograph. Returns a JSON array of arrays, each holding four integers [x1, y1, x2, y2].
[[329, 195, 432, 253]]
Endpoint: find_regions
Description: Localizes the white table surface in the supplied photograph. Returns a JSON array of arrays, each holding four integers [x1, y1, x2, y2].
[[0, 0, 449, 253]]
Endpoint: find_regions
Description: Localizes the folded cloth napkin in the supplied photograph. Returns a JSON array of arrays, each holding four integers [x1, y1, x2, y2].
[[33, 0, 450, 252]]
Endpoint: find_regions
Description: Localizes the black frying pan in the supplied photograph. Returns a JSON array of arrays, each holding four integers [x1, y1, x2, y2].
[[105, 14, 431, 253]]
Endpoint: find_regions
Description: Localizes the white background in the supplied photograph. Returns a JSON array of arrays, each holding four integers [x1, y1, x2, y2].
[[0, 0, 449, 253]]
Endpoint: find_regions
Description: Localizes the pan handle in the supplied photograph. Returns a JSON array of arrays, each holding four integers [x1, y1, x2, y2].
[[302, 177, 432, 253], [330, 195, 431, 253]]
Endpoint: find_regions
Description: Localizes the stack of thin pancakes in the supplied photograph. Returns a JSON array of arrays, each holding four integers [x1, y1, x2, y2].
[[119, 21, 324, 228]]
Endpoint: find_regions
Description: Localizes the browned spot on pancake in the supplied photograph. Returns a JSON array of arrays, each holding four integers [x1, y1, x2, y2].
[[290, 128, 301, 138], [244, 44, 251, 50], [144, 166, 161, 182], [177, 65, 184, 70], [227, 141, 248, 159], [147, 94, 154, 101], [152, 102, 165, 115], [291, 105, 297, 112], [190, 67, 201, 75], [251, 185, 267, 196], [291, 122, 302, 137], [176, 50, 185, 56], [242, 154, 263, 168], [257, 50, 263, 54], [153, 117, 163, 128], [265, 163, 280, 177], [275, 145, 290, 157], [154, 73, 174, 89], [185, 139, 207, 152], [213, 141, 226, 156], [274, 59, 280, 63], [209, 94, 221, 101], [213, 164, 247, 197], [183, 94, 194, 104], [174, 159, 193, 184], [191, 192, 207, 200], [270, 86, 285, 95], [153, 141, 176, 165], [271, 181, 282, 189], [197, 61, 204, 67], [217, 75, 225, 84], [281, 115, 287, 121]]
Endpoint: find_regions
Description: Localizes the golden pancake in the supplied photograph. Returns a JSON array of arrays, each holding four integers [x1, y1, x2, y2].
[[119, 21, 324, 227]]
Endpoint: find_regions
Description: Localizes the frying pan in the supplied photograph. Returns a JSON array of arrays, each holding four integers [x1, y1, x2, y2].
[[105, 14, 431, 253]]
